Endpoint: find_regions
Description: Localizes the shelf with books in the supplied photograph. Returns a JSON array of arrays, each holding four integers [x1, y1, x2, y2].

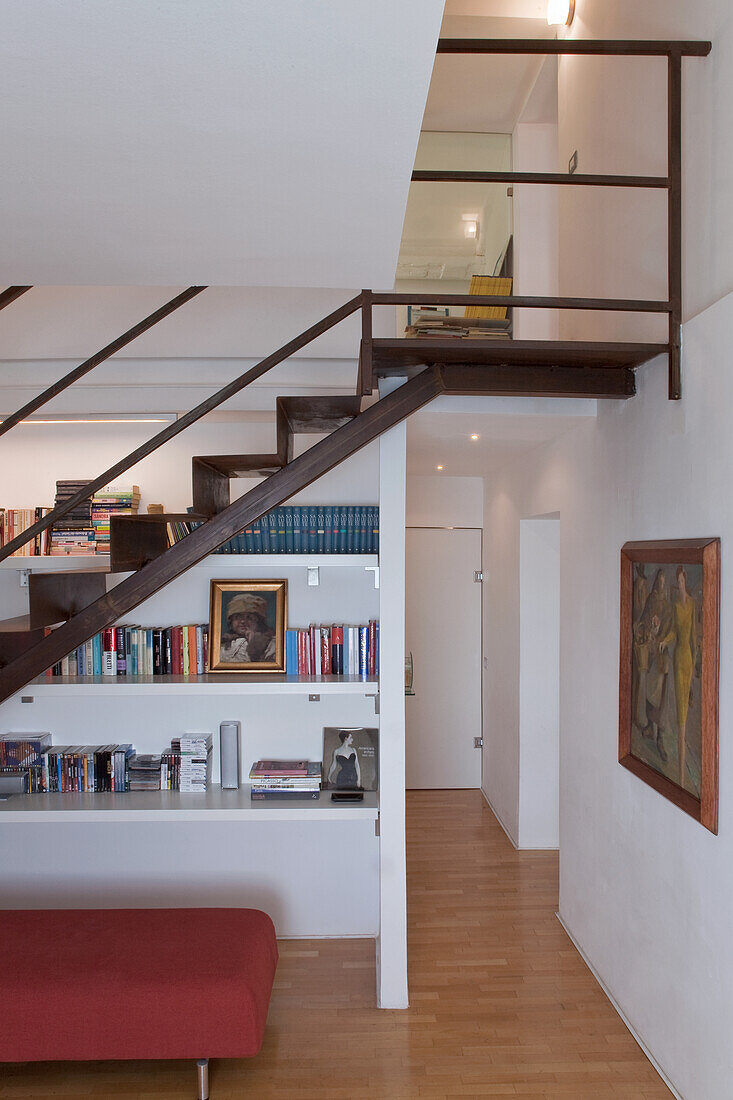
[[26, 673, 379, 696], [0, 785, 379, 822], [0, 553, 377, 571]]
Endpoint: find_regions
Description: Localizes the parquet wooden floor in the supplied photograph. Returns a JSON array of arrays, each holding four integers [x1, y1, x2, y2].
[[0, 790, 671, 1099]]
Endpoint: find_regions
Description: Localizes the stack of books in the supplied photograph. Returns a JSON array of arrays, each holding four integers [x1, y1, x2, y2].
[[50, 480, 96, 555], [285, 621, 378, 676], [160, 746, 180, 790], [0, 508, 52, 556], [249, 759, 322, 801], [0, 732, 51, 793], [176, 733, 212, 792], [91, 484, 140, 552], [404, 315, 511, 340], [127, 754, 162, 791]]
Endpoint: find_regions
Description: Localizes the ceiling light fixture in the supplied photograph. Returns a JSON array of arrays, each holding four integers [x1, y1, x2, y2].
[[547, 0, 575, 25], [436, 465, 444, 471], [470, 434, 479, 441], [1, 416, 175, 426]]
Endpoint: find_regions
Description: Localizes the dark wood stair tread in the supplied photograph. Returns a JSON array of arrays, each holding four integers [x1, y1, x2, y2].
[[278, 395, 361, 433], [370, 338, 669, 374], [195, 454, 285, 477]]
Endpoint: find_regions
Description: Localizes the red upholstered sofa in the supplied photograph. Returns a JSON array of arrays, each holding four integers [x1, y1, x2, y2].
[[0, 908, 278, 1099]]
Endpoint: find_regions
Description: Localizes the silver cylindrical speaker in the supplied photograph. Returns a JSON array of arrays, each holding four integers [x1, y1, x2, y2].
[[219, 721, 241, 789]]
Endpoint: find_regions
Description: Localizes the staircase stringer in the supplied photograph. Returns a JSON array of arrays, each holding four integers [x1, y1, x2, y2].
[[0, 367, 444, 704]]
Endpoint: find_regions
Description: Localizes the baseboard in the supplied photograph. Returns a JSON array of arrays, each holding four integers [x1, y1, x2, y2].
[[556, 912, 683, 1100], [480, 787, 518, 848]]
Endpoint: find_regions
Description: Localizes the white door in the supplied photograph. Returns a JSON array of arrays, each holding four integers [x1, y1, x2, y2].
[[405, 527, 483, 788]]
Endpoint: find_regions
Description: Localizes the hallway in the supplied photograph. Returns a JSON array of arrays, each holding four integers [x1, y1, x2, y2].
[[0, 791, 670, 1098]]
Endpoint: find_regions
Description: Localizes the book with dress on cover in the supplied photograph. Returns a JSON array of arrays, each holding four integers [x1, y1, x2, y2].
[[322, 727, 379, 791]]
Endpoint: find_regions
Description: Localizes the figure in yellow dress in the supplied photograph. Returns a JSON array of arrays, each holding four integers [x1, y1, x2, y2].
[[661, 566, 697, 787]]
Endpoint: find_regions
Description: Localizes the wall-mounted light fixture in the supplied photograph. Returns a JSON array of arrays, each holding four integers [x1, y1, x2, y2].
[[0, 414, 176, 426], [547, 0, 575, 26], [462, 214, 480, 240], [436, 465, 444, 471], [470, 434, 480, 441]]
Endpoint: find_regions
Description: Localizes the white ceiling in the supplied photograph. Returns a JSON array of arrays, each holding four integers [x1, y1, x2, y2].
[[0, 0, 444, 286], [407, 396, 597, 476], [423, 14, 557, 133]]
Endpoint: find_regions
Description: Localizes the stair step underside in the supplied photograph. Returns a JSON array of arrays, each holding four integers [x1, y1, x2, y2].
[[195, 454, 286, 477], [370, 338, 669, 376], [28, 569, 108, 629]]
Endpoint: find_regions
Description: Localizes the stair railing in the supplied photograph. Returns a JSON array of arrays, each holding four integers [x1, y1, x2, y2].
[[0, 280, 687, 564], [0, 293, 363, 561]]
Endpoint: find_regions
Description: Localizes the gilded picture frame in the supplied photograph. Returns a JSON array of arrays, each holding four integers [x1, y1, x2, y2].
[[208, 579, 287, 673], [619, 538, 720, 833]]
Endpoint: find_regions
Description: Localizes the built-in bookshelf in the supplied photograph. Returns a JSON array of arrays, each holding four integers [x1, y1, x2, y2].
[[0, 786, 379, 822], [24, 673, 378, 695]]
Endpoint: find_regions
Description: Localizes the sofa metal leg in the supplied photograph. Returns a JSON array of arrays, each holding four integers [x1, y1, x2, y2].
[[197, 1058, 209, 1100]]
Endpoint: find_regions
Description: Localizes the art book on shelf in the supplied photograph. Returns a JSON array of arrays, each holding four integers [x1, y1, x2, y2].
[[322, 727, 379, 791]]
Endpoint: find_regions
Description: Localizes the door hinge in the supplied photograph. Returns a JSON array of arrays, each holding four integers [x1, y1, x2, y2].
[[474, 737, 483, 749], [474, 570, 483, 583]]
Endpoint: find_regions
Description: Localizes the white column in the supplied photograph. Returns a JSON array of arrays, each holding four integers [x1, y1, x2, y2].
[[376, 378, 408, 1008]]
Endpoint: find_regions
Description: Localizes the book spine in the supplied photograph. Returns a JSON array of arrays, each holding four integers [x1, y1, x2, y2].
[[102, 628, 116, 676], [359, 625, 369, 678], [115, 626, 126, 676], [331, 626, 344, 675]]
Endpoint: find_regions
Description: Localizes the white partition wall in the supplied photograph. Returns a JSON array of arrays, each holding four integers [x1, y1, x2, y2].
[[376, 382, 408, 1008]]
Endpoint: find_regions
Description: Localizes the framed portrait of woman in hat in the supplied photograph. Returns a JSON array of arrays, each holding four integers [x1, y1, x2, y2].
[[208, 579, 287, 672]]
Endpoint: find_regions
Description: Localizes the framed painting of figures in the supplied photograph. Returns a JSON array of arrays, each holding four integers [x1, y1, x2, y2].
[[619, 539, 720, 833]]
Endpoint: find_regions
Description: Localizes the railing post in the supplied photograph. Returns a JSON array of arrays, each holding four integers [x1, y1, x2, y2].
[[668, 51, 683, 400], [359, 289, 373, 396]]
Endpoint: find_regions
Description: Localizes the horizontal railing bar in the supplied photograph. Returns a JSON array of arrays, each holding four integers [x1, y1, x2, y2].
[[411, 170, 669, 188], [0, 293, 364, 562], [0, 286, 33, 312], [436, 38, 712, 57], [0, 286, 208, 438], [372, 293, 671, 313]]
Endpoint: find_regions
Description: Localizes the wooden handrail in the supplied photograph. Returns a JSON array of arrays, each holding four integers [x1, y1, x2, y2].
[[0, 293, 364, 562], [0, 287, 32, 312], [371, 293, 671, 313], [436, 39, 711, 57], [412, 170, 669, 188], [0, 286, 207, 438]]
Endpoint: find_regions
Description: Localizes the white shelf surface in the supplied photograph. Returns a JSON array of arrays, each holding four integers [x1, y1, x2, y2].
[[1, 554, 377, 571], [0, 785, 379, 822], [24, 673, 379, 696]]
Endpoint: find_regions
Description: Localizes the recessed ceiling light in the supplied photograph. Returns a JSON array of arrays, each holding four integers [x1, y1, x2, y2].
[[470, 434, 479, 441], [436, 465, 444, 471]]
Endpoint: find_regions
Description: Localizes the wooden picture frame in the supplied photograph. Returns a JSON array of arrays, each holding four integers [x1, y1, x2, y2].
[[208, 579, 287, 673], [619, 539, 720, 833]]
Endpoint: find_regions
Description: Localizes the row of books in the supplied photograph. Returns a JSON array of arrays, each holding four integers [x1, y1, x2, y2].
[[46, 624, 209, 678], [285, 622, 379, 677], [0, 508, 51, 556], [169, 505, 379, 556], [0, 732, 212, 794], [249, 758, 322, 801]]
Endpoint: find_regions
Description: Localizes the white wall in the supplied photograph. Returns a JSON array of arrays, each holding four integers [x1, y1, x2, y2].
[[406, 475, 483, 528], [512, 122, 559, 340], [483, 290, 733, 1097], [518, 515, 559, 849]]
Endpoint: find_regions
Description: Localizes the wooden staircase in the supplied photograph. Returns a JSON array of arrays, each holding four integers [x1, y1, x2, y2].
[[0, 287, 662, 705]]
